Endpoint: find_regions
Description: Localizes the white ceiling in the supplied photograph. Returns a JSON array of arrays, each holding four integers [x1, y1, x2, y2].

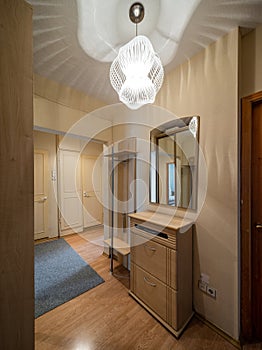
[[28, 0, 262, 105]]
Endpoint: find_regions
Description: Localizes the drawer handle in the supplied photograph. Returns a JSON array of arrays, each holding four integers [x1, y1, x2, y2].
[[143, 276, 156, 287], [144, 244, 156, 252]]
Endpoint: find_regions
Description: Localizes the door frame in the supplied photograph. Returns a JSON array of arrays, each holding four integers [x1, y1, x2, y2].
[[241, 90, 262, 340], [34, 148, 49, 240]]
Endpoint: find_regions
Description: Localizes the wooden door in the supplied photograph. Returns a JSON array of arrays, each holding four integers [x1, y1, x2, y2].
[[81, 155, 103, 228], [59, 150, 83, 234], [241, 91, 262, 341], [0, 1, 34, 348], [251, 100, 262, 340], [34, 150, 48, 240]]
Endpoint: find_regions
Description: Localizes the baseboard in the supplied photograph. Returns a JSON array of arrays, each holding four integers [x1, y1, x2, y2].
[[83, 224, 103, 231], [34, 237, 58, 245], [195, 313, 241, 349], [60, 227, 83, 236]]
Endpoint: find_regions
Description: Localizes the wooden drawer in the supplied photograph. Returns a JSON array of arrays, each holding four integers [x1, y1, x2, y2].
[[134, 265, 167, 321], [131, 224, 177, 249], [132, 233, 167, 283]]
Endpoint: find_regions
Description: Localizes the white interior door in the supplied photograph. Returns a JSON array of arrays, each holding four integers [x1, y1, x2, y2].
[[34, 150, 48, 240], [59, 150, 83, 234], [82, 155, 103, 228]]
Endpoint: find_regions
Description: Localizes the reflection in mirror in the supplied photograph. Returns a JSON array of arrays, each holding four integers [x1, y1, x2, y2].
[[150, 116, 199, 210]]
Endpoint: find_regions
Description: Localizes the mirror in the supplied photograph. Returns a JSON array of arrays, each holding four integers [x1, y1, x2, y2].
[[150, 116, 199, 209]]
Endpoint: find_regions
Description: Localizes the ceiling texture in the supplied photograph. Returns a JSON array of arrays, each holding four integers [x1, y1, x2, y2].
[[28, 0, 262, 105]]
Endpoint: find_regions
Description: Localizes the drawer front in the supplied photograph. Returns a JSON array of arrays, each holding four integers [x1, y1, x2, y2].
[[132, 233, 167, 283], [135, 265, 167, 321], [131, 224, 177, 249]]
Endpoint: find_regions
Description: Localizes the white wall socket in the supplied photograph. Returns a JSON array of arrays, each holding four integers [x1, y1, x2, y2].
[[207, 286, 217, 299], [198, 279, 217, 299]]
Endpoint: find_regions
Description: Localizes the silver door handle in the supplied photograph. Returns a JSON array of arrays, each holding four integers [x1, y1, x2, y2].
[[83, 192, 89, 197], [256, 223, 262, 229], [143, 276, 156, 287], [35, 196, 47, 203]]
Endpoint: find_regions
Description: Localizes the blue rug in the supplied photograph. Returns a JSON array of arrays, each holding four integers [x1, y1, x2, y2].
[[35, 238, 104, 318]]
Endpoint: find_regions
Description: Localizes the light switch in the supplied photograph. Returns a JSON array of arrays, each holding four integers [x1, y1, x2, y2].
[[200, 273, 210, 284]]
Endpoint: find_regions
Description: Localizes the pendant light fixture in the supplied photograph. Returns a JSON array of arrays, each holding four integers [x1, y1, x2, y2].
[[109, 2, 164, 110]]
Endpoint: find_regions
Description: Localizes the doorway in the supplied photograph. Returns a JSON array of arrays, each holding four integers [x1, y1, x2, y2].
[[81, 155, 103, 228], [34, 130, 105, 239], [59, 149, 83, 235], [241, 90, 262, 341]]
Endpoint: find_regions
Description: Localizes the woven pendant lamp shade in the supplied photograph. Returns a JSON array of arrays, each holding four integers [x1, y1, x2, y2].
[[110, 35, 164, 110]]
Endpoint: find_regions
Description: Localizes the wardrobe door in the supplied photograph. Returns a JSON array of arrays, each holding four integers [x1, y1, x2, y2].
[[0, 1, 34, 349]]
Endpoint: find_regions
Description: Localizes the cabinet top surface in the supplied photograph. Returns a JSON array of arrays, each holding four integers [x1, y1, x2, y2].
[[129, 211, 193, 231]]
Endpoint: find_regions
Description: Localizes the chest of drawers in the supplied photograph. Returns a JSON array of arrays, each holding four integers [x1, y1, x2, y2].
[[129, 211, 193, 337]]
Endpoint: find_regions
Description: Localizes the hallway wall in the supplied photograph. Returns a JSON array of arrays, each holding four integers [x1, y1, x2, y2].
[[33, 75, 112, 143], [155, 28, 239, 340], [241, 24, 262, 97]]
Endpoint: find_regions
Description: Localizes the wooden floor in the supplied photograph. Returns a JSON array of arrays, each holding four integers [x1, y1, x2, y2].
[[243, 345, 262, 350], [35, 229, 239, 350]]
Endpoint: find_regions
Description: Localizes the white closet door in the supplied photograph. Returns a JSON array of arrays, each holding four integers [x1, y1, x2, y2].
[[81, 155, 103, 228], [59, 150, 83, 234]]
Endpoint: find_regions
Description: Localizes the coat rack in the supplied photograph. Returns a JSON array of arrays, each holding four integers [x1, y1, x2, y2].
[[104, 140, 137, 274]]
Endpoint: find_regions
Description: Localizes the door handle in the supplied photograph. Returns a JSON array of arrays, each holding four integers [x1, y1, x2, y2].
[[256, 223, 262, 229], [144, 244, 156, 252], [83, 192, 89, 198], [35, 196, 47, 203]]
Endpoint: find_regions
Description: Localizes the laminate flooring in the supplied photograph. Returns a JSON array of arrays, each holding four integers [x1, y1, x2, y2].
[[35, 228, 238, 350], [243, 345, 262, 350]]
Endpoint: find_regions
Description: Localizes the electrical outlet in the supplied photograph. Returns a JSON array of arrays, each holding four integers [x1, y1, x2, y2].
[[207, 286, 217, 299], [198, 280, 207, 293]]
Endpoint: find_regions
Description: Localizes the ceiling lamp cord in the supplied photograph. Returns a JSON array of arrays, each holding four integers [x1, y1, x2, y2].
[[109, 2, 164, 110]]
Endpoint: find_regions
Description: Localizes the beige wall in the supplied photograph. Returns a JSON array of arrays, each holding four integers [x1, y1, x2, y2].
[[34, 95, 112, 142], [241, 25, 262, 97], [82, 141, 103, 156], [155, 28, 239, 339], [34, 131, 59, 238], [34, 74, 107, 113], [33, 75, 112, 143]]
